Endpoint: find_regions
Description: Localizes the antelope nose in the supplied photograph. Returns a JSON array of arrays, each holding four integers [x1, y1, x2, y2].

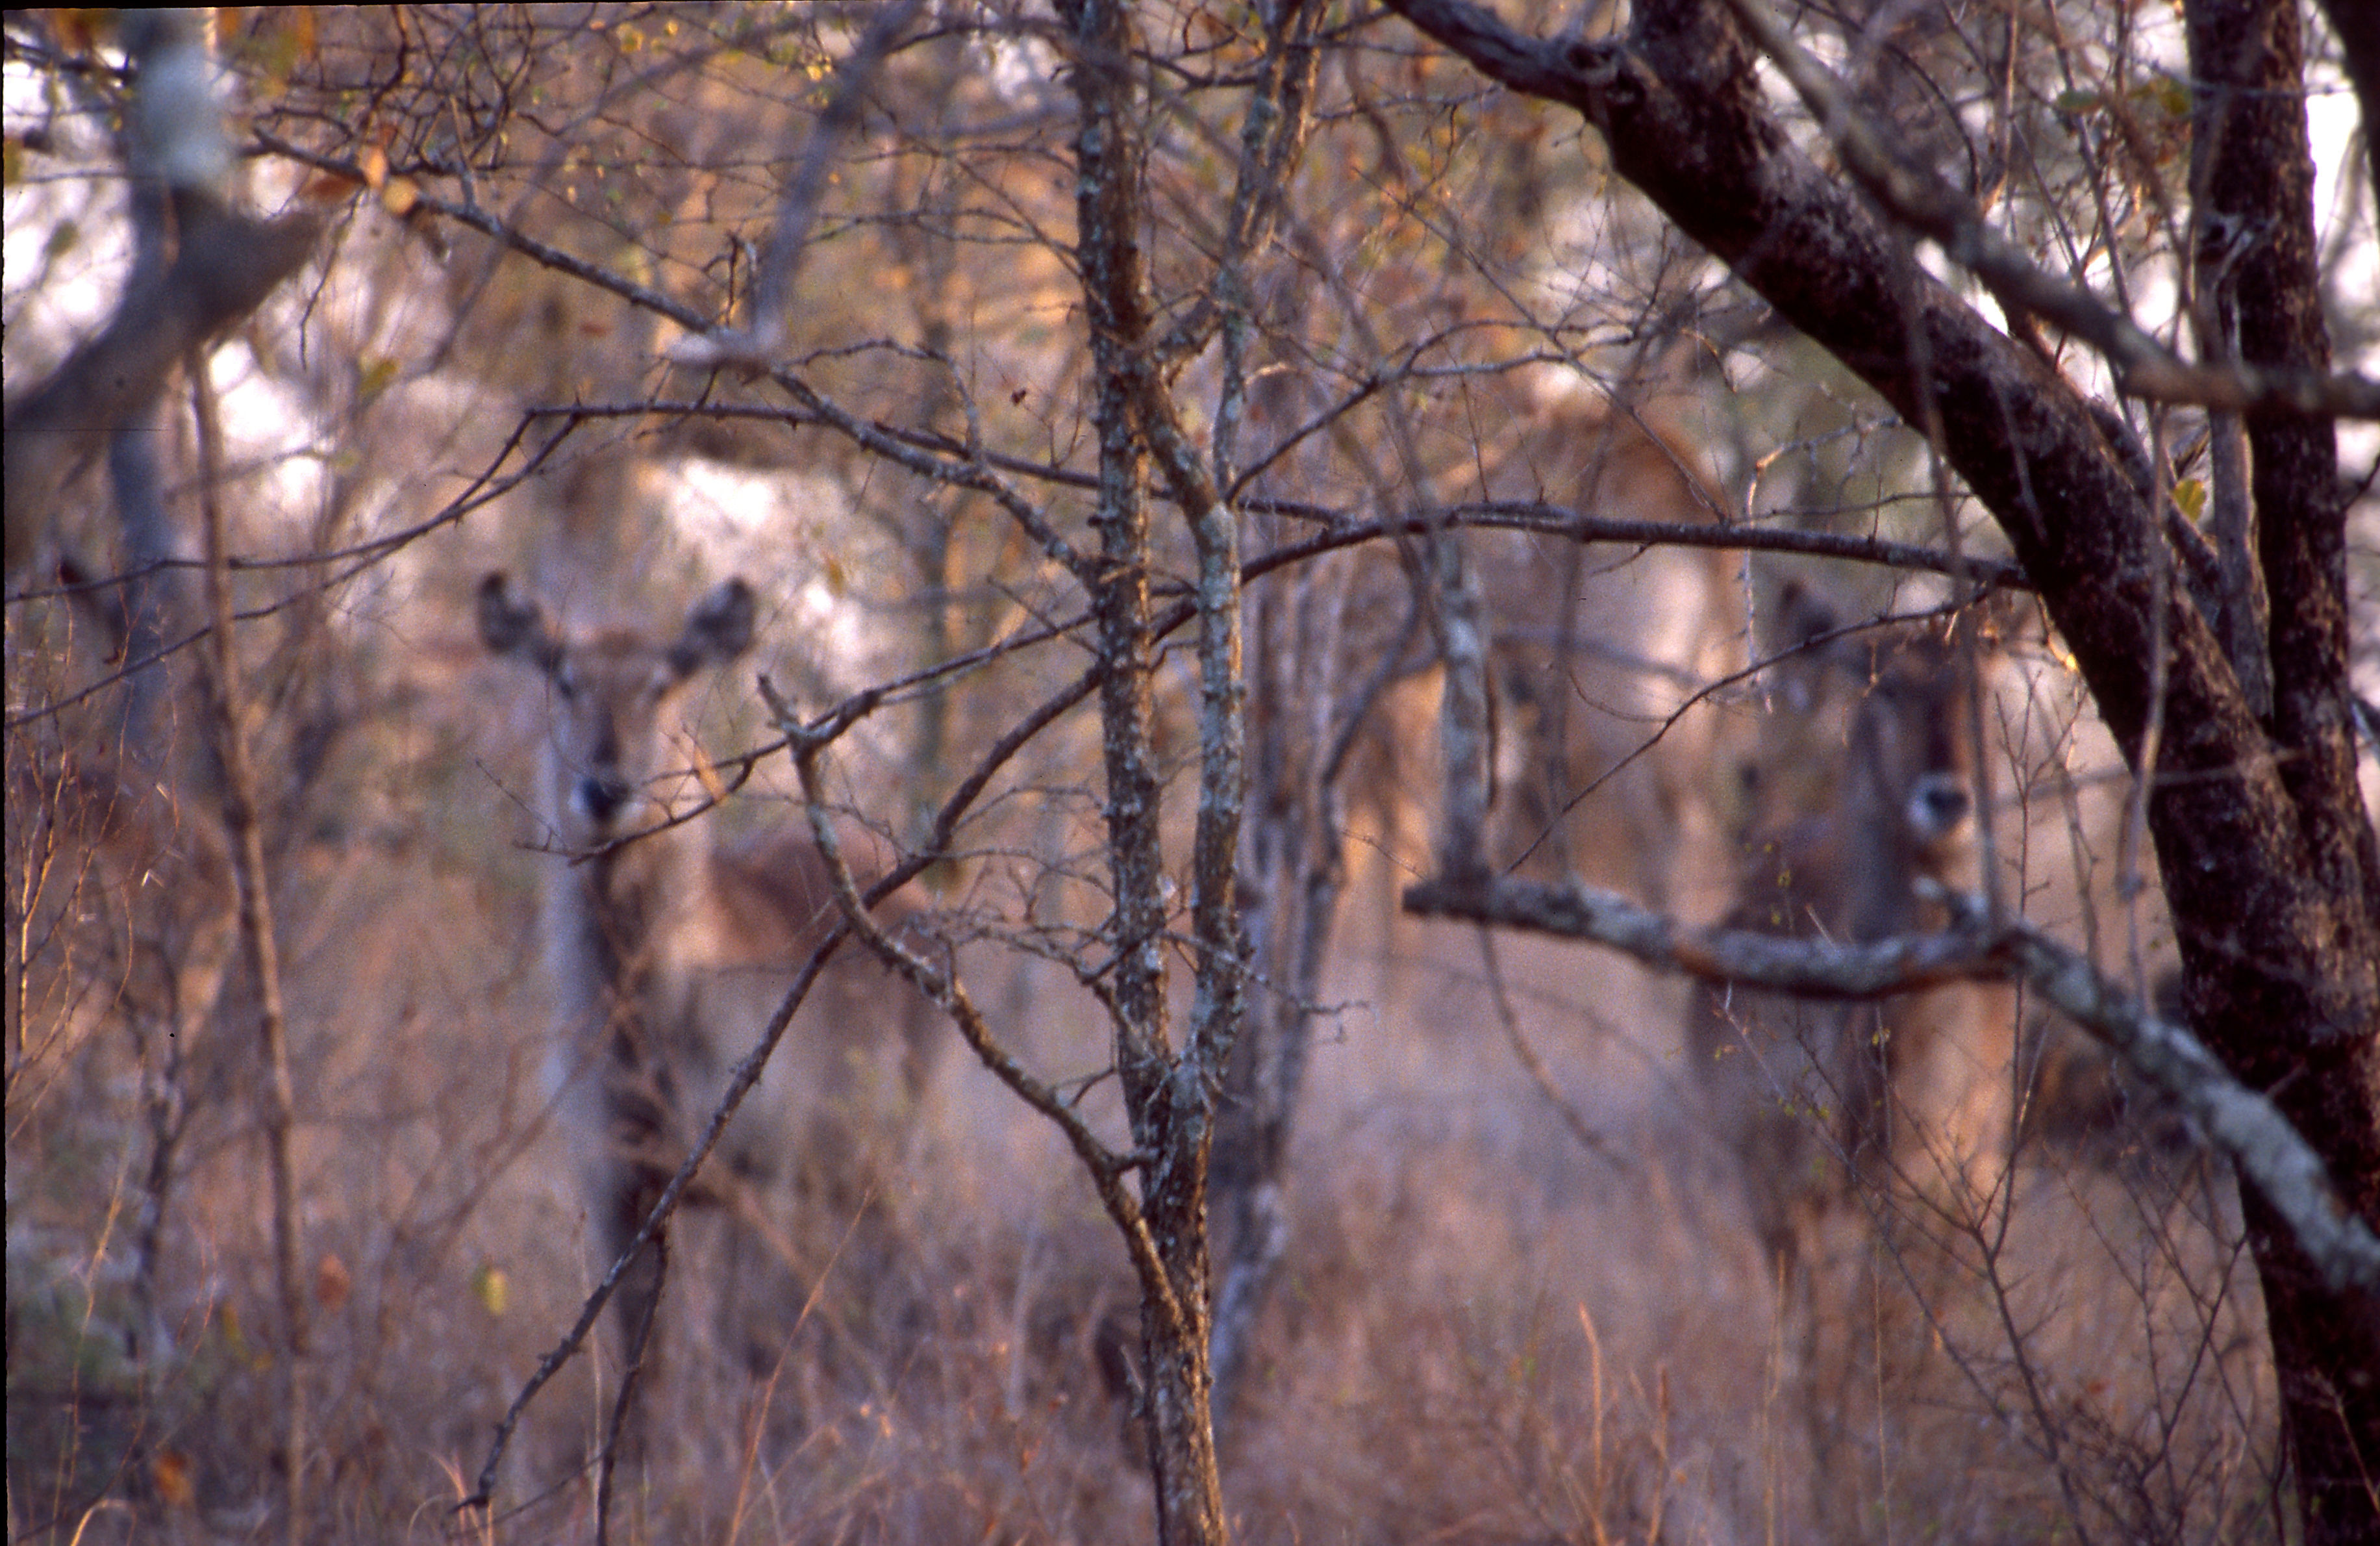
[[573, 772, 633, 826], [1909, 774, 1970, 839]]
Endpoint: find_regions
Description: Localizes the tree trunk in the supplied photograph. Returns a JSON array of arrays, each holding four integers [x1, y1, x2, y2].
[[1062, 1, 1231, 1538], [1210, 555, 1354, 1423], [2183, 0, 2380, 1523]]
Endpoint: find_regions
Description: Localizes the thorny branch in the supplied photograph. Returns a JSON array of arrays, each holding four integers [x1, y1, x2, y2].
[[671, 0, 929, 369], [464, 615, 1112, 1514], [5, 413, 570, 732], [189, 349, 310, 1545], [462, 924, 843, 1512]]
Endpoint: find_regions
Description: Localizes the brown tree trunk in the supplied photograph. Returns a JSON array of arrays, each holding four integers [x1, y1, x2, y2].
[[2183, 0, 2380, 1523]]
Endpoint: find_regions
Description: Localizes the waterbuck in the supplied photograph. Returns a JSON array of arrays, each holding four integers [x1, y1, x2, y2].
[[477, 571, 936, 1366], [1688, 594, 2017, 1282]]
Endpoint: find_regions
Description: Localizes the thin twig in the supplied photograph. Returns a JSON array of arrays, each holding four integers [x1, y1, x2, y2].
[[190, 348, 308, 1544]]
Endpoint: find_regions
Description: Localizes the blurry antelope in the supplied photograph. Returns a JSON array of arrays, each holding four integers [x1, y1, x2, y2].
[[477, 572, 936, 1362], [1466, 390, 1746, 917], [1688, 587, 2017, 1282], [1339, 374, 1747, 917]]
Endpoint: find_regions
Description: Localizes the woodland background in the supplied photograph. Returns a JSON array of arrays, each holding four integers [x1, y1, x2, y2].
[[5, 4, 2376, 1543]]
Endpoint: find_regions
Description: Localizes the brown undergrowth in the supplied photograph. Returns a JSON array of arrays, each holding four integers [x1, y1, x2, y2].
[[7, 718, 2277, 1545]]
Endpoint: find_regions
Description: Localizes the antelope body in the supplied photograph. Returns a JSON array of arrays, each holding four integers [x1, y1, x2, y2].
[[478, 572, 934, 1356], [1689, 600, 2016, 1275], [1334, 383, 1747, 916]]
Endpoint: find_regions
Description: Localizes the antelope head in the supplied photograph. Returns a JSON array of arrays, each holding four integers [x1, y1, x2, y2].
[[477, 572, 758, 846]]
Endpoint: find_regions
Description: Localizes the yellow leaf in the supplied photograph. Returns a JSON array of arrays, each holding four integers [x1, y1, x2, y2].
[[380, 175, 418, 218], [360, 144, 388, 192], [357, 354, 399, 403], [2173, 477, 2207, 523], [471, 1263, 510, 1317]]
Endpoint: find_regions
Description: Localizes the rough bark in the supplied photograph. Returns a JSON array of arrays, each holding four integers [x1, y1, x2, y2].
[[2185, 1, 2380, 1523], [1210, 551, 1355, 1425], [1060, 1, 1230, 1537], [1384, 1, 2380, 1536]]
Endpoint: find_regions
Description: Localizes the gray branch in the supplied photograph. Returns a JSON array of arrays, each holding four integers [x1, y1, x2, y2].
[[671, 0, 927, 369], [1403, 870, 2380, 1293]]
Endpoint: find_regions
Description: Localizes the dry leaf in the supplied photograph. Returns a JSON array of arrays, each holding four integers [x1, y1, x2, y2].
[[315, 1251, 352, 1312], [152, 1449, 197, 1510], [471, 1263, 509, 1317]]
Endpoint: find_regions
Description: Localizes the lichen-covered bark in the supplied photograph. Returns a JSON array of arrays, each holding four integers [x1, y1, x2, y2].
[[1058, 1, 1229, 1538], [1384, 2, 2379, 1536], [1210, 551, 1353, 1421]]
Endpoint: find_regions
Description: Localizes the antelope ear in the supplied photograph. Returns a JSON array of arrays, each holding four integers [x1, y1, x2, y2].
[[1769, 578, 1850, 705], [1775, 578, 1839, 650], [669, 577, 757, 676], [477, 572, 561, 672]]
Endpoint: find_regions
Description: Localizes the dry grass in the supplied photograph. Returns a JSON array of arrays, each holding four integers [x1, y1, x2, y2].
[[7, 652, 2278, 1546]]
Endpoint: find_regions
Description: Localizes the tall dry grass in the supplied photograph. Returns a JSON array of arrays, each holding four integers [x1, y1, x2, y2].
[[7, 618, 2275, 1546]]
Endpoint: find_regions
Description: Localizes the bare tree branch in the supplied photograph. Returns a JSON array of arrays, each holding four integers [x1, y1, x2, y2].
[[670, 0, 929, 368], [1404, 870, 2380, 1293], [1718, 0, 2380, 420]]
